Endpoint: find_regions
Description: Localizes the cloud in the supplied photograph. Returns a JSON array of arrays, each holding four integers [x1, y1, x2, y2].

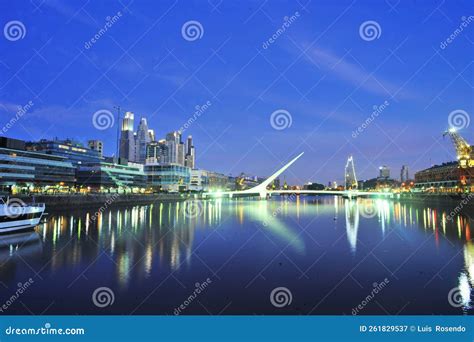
[[300, 44, 416, 99]]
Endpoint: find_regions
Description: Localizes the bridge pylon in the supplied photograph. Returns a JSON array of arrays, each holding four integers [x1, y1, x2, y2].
[[345, 155, 358, 190]]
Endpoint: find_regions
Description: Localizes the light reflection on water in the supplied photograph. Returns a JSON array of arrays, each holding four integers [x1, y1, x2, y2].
[[0, 196, 472, 314]]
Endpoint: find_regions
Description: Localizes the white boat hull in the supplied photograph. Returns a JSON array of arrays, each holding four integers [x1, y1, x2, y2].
[[0, 203, 45, 233]]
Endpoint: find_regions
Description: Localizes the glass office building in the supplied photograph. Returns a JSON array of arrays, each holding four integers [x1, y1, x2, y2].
[[0, 138, 76, 193], [77, 162, 147, 192], [26, 138, 103, 165], [145, 164, 191, 192]]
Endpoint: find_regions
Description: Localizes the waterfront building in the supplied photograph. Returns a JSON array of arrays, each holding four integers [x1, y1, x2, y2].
[[414, 162, 460, 190], [76, 160, 147, 192], [190, 169, 228, 191], [400, 165, 409, 183], [119, 111, 135, 162], [145, 164, 191, 192], [378, 165, 390, 179], [26, 138, 102, 165], [135, 118, 150, 164], [87, 140, 103, 158], [0, 137, 75, 193]]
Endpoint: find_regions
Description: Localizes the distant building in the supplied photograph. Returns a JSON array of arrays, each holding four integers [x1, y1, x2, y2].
[[400, 165, 409, 182], [165, 131, 182, 165], [184, 135, 195, 169], [379, 165, 390, 179], [88, 140, 103, 158], [148, 129, 155, 142], [146, 139, 168, 164], [135, 118, 150, 163], [303, 182, 325, 190], [119, 111, 135, 162]]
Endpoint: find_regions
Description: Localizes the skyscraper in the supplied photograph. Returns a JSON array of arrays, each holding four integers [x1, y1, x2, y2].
[[148, 129, 155, 142], [379, 165, 390, 179], [165, 131, 182, 165], [119, 111, 135, 161], [400, 165, 409, 182], [146, 139, 168, 164], [185, 135, 195, 169], [135, 118, 150, 163]]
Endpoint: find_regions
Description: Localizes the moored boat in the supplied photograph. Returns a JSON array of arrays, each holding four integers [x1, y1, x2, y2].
[[0, 200, 45, 233]]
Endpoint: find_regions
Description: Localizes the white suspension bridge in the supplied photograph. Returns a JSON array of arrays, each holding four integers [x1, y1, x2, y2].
[[202, 152, 393, 199]]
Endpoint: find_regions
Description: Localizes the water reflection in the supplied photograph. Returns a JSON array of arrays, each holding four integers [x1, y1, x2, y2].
[[344, 200, 359, 253], [34, 198, 474, 288], [0, 196, 472, 314], [0, 231, 42, 282]]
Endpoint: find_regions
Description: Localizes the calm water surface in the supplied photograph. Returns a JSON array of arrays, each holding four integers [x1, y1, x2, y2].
[[0, 196, 472, 315]]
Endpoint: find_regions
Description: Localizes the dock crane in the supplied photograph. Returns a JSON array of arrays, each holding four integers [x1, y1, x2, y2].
[[443, 127, 474, 186]]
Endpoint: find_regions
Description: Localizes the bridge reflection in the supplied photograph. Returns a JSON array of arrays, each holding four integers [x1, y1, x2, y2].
[[0, 196, 470, 295]]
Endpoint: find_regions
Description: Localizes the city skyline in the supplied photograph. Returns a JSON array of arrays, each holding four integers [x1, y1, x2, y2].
[[1, 1, 472, 184]]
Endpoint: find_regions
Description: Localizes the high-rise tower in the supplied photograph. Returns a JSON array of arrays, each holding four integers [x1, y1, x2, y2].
[[165, 131, 182, 165], [135, 118, 150, 163], [119, 111, 135, 161], [185, 135, 195, 168], [400, 165, 409, 182]]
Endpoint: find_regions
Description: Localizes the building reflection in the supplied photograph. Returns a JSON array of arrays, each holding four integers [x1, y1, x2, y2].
[[1, 195, 472, 291]]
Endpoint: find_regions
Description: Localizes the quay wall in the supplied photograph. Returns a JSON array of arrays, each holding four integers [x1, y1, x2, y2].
[[14, 193, 189, 209]]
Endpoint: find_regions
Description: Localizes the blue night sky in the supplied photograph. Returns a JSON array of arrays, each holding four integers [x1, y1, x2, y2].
[[0, 0, 473, 184]]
